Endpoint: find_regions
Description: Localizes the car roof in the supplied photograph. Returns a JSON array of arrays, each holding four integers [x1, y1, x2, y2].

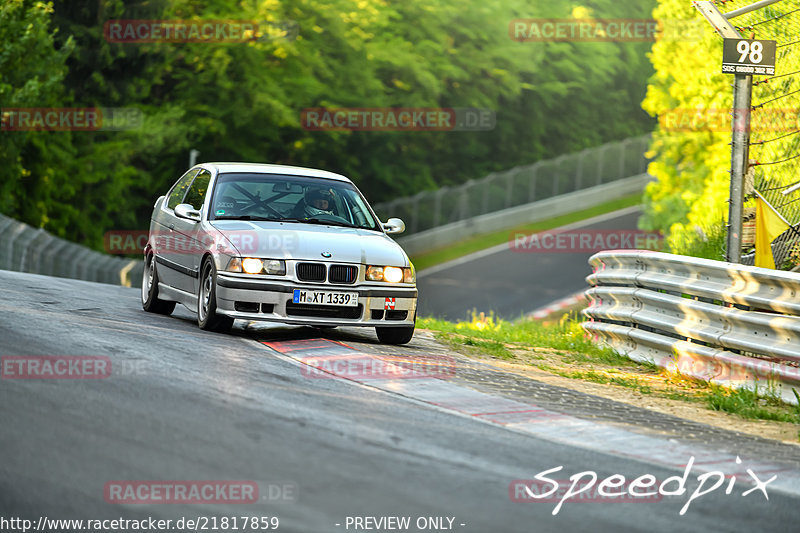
[[198, 162, 352, 183]]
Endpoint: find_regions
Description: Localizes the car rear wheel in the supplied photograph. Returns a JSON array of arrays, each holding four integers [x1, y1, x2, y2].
[[198, 258, 234, 332], [141, 253, 176, 315], [376, 324, 415, 345]]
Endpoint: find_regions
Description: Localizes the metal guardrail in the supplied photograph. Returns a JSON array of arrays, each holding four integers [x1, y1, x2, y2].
[[0, 212, 143, 288], [582, 250, 800, 404], [374, 134, 651, 236]]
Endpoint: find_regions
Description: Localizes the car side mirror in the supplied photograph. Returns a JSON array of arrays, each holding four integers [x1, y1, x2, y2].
[[174, 203, 201, 222], [382, 217, 405, 235]]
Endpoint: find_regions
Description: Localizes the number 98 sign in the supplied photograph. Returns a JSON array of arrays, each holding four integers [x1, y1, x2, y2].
[[722, 38, 776, 76]]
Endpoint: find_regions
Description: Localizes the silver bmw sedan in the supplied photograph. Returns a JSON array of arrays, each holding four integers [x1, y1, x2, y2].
[[141, 163, 417, 344]]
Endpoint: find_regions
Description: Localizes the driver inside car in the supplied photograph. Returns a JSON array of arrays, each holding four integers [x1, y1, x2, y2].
[[292, 187, 336, 219]]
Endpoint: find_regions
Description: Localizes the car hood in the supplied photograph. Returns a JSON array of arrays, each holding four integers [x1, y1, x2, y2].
[[209, 220, 409, 266]]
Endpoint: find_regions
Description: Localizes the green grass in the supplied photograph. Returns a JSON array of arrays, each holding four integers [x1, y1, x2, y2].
[[705, 383, 800, 423], [420, 313, 800, 429], [437, 334, 515, 360], [410, 193, 645, 271], [419, 313, 618, 358]]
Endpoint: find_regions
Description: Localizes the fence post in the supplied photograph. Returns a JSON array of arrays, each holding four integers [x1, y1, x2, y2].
[[505, 167, 522, 208], [576, 149, 589, 191], [619, 138, 633, 179], [433, 187, 447, 227], [553, 155, 568, 197], [596, 144, 612, 186], [528, 162, 541, 202], [42, 238, 72, 277], [4, 223, 27, 271], [21, 228, 50, 273], [459, 181, 473, 220]]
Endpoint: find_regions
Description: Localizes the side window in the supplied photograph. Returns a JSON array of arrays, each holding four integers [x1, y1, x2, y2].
[[183, 170, 212, 211], [166, 169, 199, 210]]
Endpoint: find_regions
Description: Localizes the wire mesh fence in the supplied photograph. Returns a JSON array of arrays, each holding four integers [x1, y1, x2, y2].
[[734, 0, 800, 269], [0, 212, 143, 287], [372, 134, 652, 235]]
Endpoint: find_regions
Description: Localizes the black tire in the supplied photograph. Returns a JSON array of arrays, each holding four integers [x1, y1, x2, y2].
[[376, 325, 415, 345], [197, 257, 234, 332], [141, 253, 176, 315]]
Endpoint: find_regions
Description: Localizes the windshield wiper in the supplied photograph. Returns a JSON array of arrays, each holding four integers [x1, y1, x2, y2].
[[280, 217, 361, 229], [213, 215, 279, 221]]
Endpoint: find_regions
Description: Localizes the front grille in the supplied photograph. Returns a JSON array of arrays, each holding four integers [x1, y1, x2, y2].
[[371, 309, 385, 320], [286, 303, 363, 319], [296, 262, 326, 282], [329, 265, 358, 284]]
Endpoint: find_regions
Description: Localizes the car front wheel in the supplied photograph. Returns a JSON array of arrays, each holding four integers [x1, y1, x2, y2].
[[141, 253, 176, 315], [198, 258, 234, 332]]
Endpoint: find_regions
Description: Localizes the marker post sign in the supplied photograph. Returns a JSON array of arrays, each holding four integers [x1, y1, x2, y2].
[[722, 38, 777, 75]]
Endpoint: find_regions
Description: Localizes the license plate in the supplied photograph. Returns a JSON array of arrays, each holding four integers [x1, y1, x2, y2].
[[292, 289, 358, 307]]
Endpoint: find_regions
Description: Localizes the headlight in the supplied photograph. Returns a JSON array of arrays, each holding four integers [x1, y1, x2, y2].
[[242, 258, 264, 274], [366, 265, 415, 283], [366, 265, 384, 281], [226, 257, 286, 275], [383, 266, 403, 283], [264, 259, 286, 275]]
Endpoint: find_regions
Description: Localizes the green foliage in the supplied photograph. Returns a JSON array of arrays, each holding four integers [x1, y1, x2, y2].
[[2, 0, 657, 249], [0, 0, 74, 229], [641, 0, 800, 260]]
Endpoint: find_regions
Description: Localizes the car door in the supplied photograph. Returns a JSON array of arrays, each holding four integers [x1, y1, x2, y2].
[[173, 168, 212, 295], [154, 168, 198, 291]]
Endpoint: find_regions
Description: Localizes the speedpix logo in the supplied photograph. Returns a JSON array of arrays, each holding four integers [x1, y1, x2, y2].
[[510, 456, 776, 515]]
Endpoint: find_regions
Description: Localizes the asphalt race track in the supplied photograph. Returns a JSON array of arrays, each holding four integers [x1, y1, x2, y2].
[[1, 269, 799, 532], [416, 207, 642, 321]]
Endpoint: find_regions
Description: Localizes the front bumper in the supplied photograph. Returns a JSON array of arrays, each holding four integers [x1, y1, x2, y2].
[[215, 274, 417, 327]]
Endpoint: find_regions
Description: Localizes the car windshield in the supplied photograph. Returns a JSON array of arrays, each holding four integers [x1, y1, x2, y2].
[[209, 172, 381, 231]]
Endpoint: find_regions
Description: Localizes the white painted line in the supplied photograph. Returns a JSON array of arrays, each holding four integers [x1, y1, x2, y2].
[[417, 205, 642, 278]]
